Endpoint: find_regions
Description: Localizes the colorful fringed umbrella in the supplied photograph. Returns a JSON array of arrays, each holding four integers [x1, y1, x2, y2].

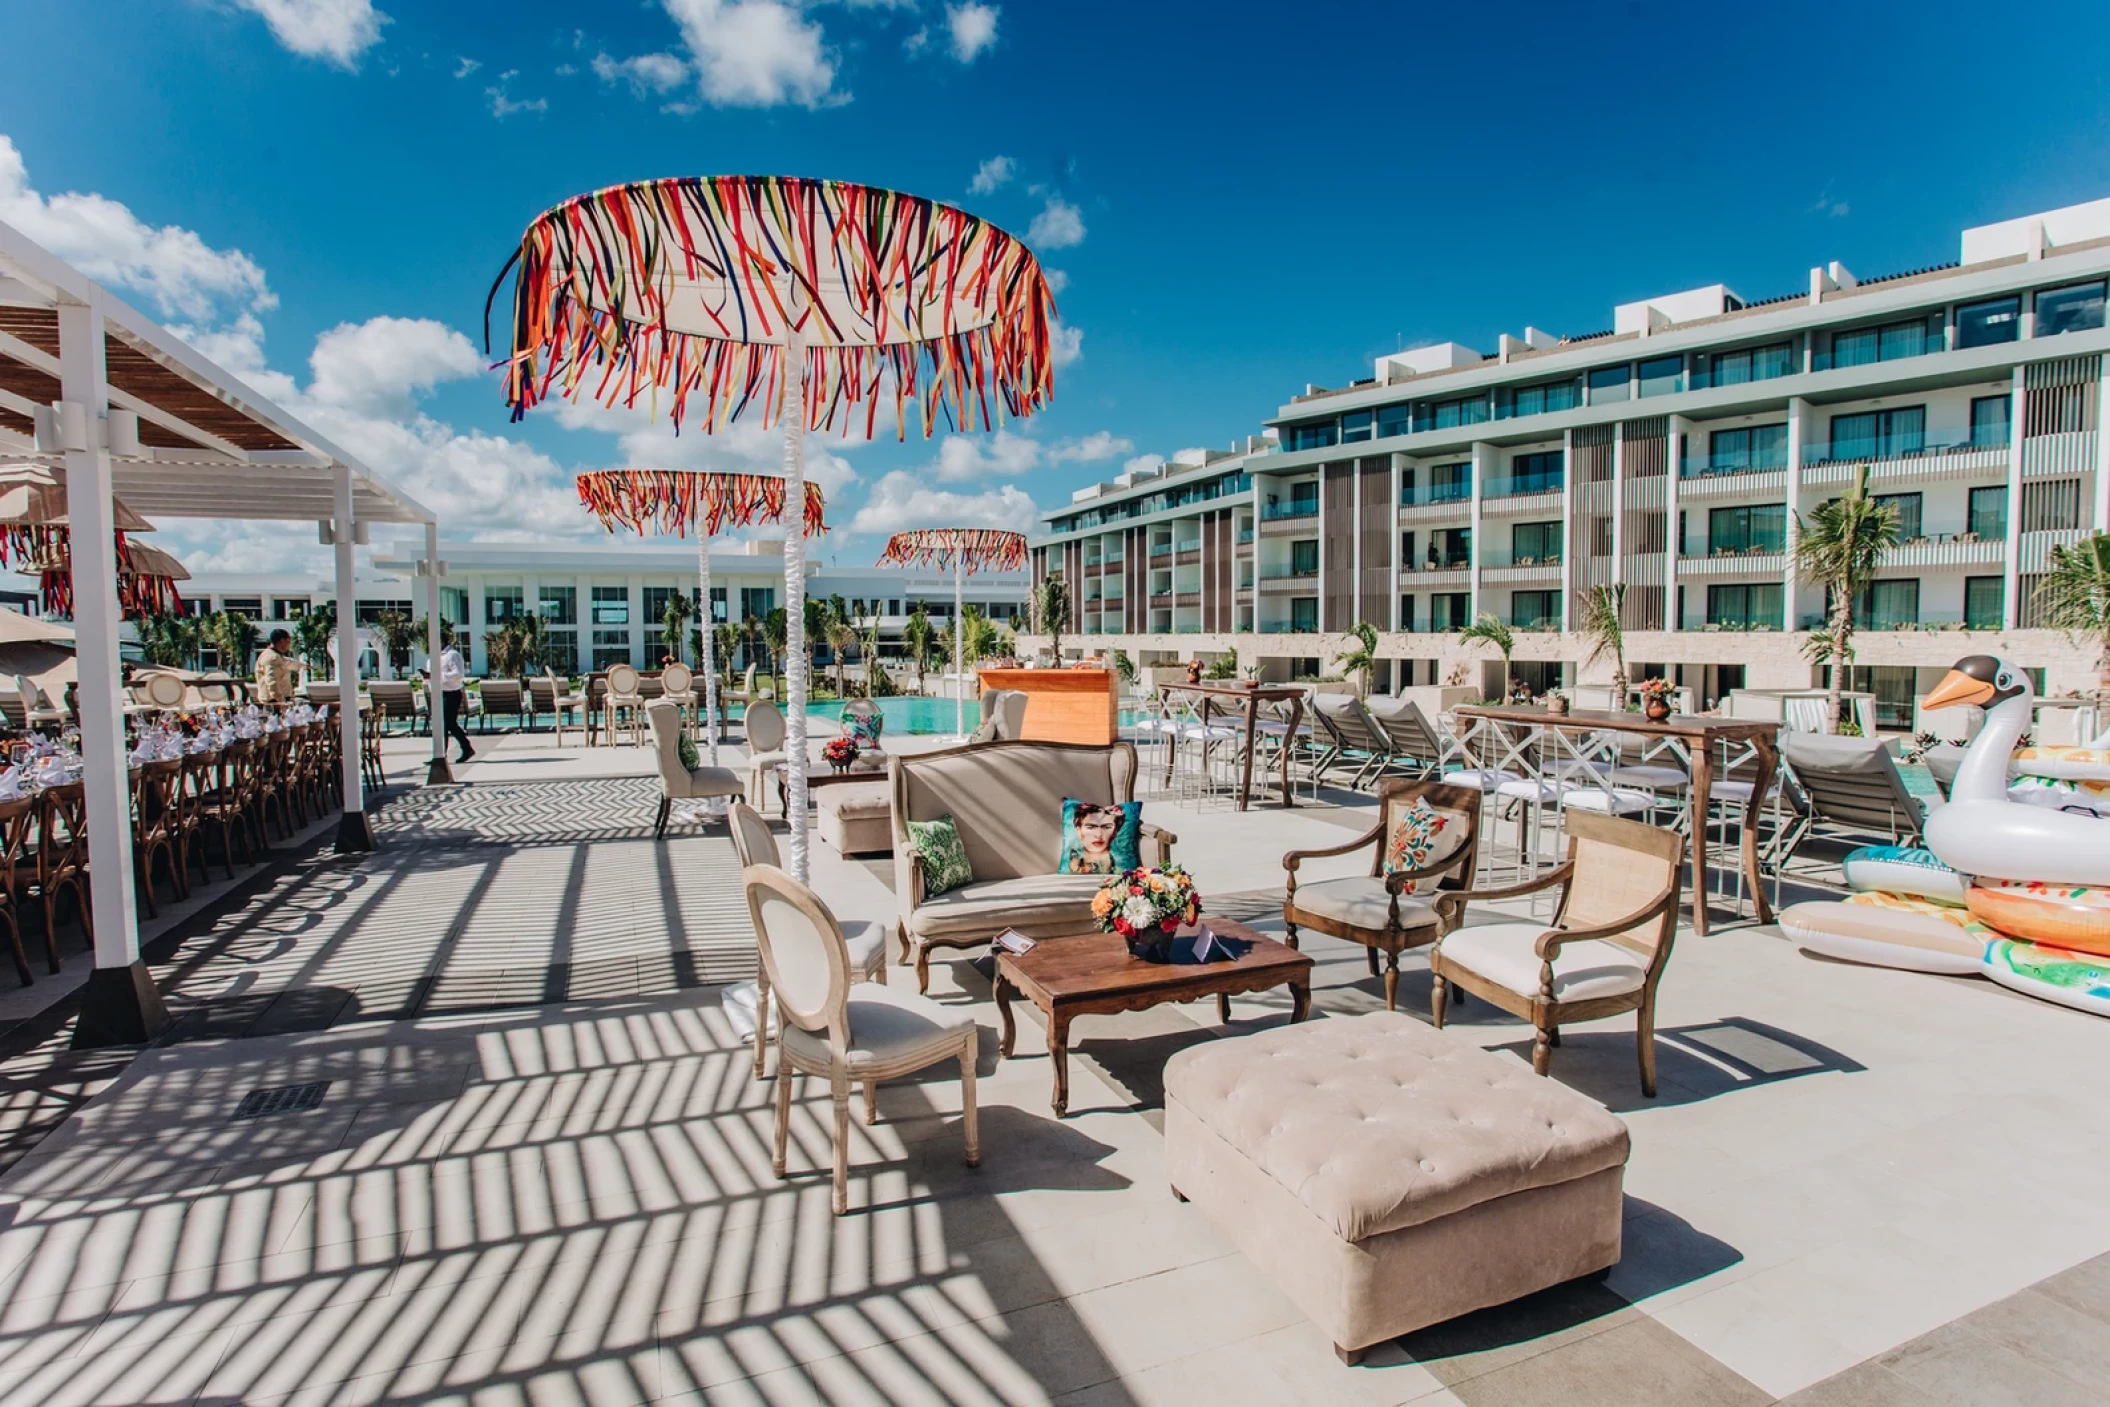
[[876, 529, 1028, 737], [22, 538, 187, 619], [497, 176, 1058, 881], [0, 463, 172, 618], [577, 468, 826, 767]]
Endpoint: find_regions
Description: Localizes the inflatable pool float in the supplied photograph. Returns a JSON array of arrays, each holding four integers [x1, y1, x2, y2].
[[1964, 878, 2110, 957], [2007, 775, 2110, 818], [1780, 893, 1990, 975], [1839, 846, 1970, 906], [2009, 745, 2110, 782], [1983, 939, 2110, 1018]]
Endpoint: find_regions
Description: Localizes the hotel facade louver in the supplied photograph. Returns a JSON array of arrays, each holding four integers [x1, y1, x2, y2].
[[1028, 197, 2110, 713]]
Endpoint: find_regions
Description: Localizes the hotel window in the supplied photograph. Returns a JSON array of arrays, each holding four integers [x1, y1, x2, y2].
[[1398, 531, 1415, 566], [1969, 394, 2011, 449], [354, 599, 412, 625], [1965, 576, 2004, 630], [643, 586, 693, 630], [1586, 365, 1630, 404], [1512, 521, 1562, 561], [1827, 406, 1924, 460], [1708, 504, 1785, 555], [1706, 423, 1789, 471], [590, 586, 630, 625], [271, 598, 308, 620], [1956, 296, 2022, 349], [1376, 403, 1411, 438], [591, 631, 631, 670], [1289, 598, 1319, 631], [1429, 526, 1471, 567], [1706, 583, 1782, 629], [739, 586, 776, 619], [1289, 540, 1319, 576], [1875, 492, 1924, 540], [1507, 450, 1563, 494], [538, 585, 576, 625], [1511, 590, 1560, 628], [1398, 597, 1416, 632], [1287, 420, 1337, 451], [1848, 579, 1919, 631], [1494, 377, 1581, 420], [1431, 592, 1471, 629], [1430, 461, 1470, 501], [543, 631, 578, 674], [708, 586, 728, 622], [1414, 393, 1491, 432], [1340, 410, 1373, 443], [220, 597, 262, 618], [1699, 341, 1794, 387], [1828, 313, 1942, 367], [1636, 355, 1684, 399], [1968, 486, 2007, 539], [2035, 280, 2107, 337], [485, 586, 525, 624]]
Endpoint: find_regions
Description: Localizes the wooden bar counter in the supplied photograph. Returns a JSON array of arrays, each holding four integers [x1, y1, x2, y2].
[[976, 666, 1118, 745]]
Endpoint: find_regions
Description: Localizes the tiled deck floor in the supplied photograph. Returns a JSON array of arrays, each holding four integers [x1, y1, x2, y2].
[[0, 728, 2107, 1404]]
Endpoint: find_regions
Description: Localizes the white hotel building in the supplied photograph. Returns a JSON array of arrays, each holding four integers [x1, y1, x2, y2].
[[1029, 197, 2110, 726]]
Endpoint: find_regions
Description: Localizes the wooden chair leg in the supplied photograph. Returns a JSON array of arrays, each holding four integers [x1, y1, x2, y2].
[[1382, 949, 1399, 1011], [771, 1057, 792, 1179], [1637, 996, 1658, 1098], [959, 1036, 980, 1169], [752, 972, 772, 1080], [1532, 1024, 1554, 1075], [2, 908, 28, 986], [1365, 945, 1380, 977], [830, 1075, 852, 1216], [1430, 970, 1448, 1028], [862, 1080, 878, 1125]]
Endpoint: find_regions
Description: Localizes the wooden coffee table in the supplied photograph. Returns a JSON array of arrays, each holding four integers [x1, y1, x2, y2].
[[993, 915, 1312, 1117]]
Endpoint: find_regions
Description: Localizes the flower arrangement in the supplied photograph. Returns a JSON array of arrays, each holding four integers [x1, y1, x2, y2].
[[1092, 865, 1202, 958], [1636, 678, 1674, 701], [822, 736, 859, 770]]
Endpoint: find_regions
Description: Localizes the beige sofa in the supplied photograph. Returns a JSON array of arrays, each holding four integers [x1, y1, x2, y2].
[[890, 739, 1175, 993], [1164, 1011, 1629, 1365]]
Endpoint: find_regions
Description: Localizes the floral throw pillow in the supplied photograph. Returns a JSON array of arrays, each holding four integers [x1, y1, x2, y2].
[[845, 711, 884, 748], [676, 731, 699, 772], [1059, 798, 1142, 875], [908, 814, 974, 896], [1382, 797, 1468, 894]]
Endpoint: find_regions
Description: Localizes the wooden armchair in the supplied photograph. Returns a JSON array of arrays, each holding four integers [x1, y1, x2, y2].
[[1429, 808, 1682, 1096], [1281, 779, 1482, 1010]]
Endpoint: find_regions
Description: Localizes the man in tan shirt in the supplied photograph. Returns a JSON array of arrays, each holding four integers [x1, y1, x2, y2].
[[254, 628, 304, 704]]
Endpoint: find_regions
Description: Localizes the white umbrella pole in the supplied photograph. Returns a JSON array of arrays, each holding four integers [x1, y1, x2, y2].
[[782, 335, 812, 884], [954, 556, 966, 738], [697, 537, 719, 767]]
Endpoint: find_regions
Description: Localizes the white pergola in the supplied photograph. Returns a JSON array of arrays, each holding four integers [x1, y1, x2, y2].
[[0, 217, 443, 1046]]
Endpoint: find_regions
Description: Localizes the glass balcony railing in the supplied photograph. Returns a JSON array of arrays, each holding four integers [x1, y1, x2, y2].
[[1261, 501, 1320, 522], [1804, 433, 2007, 465], [1236, 529, 1255, 544], [1148, 544, 1172, 557], [1681, 453, 1789, 478], [1401, 482, 1471, 507], [1486, 473, 1563, 498], [1257, 566, 1320, 581]]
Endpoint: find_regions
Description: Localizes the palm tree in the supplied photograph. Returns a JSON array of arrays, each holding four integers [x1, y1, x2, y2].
[[1033, 577, 1070, 660], [824, 601, 860, 698], [1456, 612, 1516, 700], [294, 603, 336, 673], [136, 610, 201, 669], [1795, 464, 1901, 733], [1333, 620, 1379, 697], [658, 591, 693, 665], [712, 621, 741, 684], [761, 607, 788, 699], [739, 614, 763, 676], [373, 609, 416, 678], [903, 605, 935, 690], [205, 610, 260, 675], [1578, 584, 1627, 707], [958, 605, 999, 676], [2032, 531, 2110, 694]]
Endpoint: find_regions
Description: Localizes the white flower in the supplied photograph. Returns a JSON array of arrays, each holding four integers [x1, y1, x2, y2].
[[1122, 895, 1159, 927]]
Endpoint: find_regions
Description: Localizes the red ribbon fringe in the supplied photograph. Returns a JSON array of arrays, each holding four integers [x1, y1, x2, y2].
[[875, 528, 1027, 572], [576, 470, 827, 539]]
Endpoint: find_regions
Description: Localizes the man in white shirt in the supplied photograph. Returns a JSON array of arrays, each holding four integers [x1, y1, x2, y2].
[[435, 631, 473, 762]]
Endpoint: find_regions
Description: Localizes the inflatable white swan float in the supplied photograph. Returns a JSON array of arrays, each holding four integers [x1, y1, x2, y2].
[[1781, 655, 2110, 1017]]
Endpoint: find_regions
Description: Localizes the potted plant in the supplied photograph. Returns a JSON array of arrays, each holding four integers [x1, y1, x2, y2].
[[1091, 864, 1203, 963], [1637, 677, 1675, 722], [1545, 691, 1570, 717], [822, 736, 859, 773]]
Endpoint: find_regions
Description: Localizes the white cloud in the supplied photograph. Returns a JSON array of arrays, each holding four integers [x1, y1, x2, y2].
[[1122, 453, 1164, 476], [0, 135, 275, 323], [1050, 320, 1083, 367], [931, 428, 1042, 482], [592, 51, 691, 96], [1044, 268, 1069, 295], [306, 316, 484, 417], [902, 27, 930, 56], [663, 0, 838, 108], [453, 56, 480, 78], [947, 3, 999, 62], [968, 154, 1016, 196], [486, 71, 548, 117], [1048, 431, 1131, 463], [1028, 196, 1086, 249], [548, 398, 863, 501], [851, 471, 1038, 536], [231, 0, 387, 70]]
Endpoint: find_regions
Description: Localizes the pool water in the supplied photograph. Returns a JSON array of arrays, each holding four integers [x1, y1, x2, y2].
[[739, 694, 1153, 736]]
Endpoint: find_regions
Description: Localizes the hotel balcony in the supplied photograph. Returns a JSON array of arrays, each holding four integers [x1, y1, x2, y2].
[[1259, 503, 1319, 535], [1480, 560, 1564, 585], [2022, 528, 2093, 570], [1256, 567, 1319, 593], [1678, 549, 1786, 578], [1400, 563, 1471, 587], [1480, 482, 1563, 517], [1678, 464, 1787, 499], [1802, 440, 2009, 488], [1885, 536, 2005, 569]]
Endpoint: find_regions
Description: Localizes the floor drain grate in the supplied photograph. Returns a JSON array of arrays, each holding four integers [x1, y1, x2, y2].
[[232, 1081, 331, 1120]]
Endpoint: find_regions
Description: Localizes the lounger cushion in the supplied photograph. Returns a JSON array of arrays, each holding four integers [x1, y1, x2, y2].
[[906, 872, 1105, 938], [780, 984, 973, 1074], [1287, 876, 1439, 934], [1163, 1010, 1629, 1242], [1436, 921, 1647, 1002]]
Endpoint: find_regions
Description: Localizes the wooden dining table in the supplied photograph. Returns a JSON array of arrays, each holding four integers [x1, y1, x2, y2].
[[1155, 682, 1307, 811], [1450, 704, 1780, 936]]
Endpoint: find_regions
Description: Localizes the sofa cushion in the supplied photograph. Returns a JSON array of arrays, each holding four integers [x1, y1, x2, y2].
[[907, 873, 1107, 939], [818, 780, 891, 822], [1288, 876, 1439, 935], [780, 984, 973, 1075], [1381, 796, 1469, 894], [897, 744, 1135, 883], [1060, 798, 1141, 875], [1163, 1011, 1628, 1243], [1438, 922, 1647, 1002], [907, 814, 974, 896]]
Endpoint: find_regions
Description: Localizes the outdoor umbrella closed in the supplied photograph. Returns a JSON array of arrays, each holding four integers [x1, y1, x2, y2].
[[496, 176, 1058, 881]]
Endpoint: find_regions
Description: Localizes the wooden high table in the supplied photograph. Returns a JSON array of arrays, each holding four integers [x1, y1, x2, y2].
[[1156, 682, 1308, 811], [1450, 704, 1780, 936]]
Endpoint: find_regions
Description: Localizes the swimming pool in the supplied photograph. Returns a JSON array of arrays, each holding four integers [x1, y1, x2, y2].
[[739, 694, 1152, 735]]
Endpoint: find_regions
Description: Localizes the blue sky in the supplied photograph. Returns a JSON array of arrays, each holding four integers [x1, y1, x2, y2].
[[5, 0, 2110, 574]]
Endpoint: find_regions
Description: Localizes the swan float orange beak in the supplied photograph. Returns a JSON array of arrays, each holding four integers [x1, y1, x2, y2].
[[1923, 668, 1996, 711]]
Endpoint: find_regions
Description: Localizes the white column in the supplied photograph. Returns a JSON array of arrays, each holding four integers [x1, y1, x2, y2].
[[1388, 455, 1403, 632], [1558, 430, 1576, 630], [2097, 361, 2110, 532], [59, 293, 165, 1043], [333, 463, 371, 851], [781, 331, 813, 884], [1665, 417, 1684, 632], [1610, 421, 1627, 566], [2004, 366, 2027, 629], [954, 555, 967, 737], [1468, 441, 1490, 621], [423, 522, 448, 783], [1786, 397, 1809, 632], [698, 536, 720, 765], [466, 578, 486, 674]]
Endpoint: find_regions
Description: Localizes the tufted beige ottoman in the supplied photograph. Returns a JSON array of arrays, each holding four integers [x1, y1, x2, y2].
[[817, 779, 893, 855], [1163, 1010, 1629, 1364]]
